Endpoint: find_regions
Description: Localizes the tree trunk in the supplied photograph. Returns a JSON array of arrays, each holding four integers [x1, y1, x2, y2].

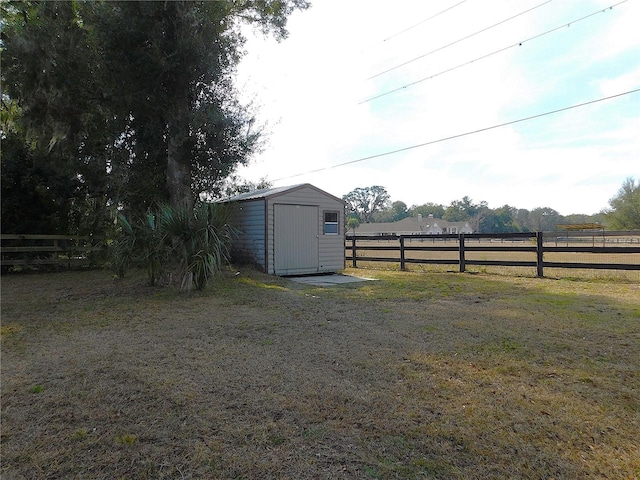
[[166, 96, 193, 211], [163, 1, 193, 211]]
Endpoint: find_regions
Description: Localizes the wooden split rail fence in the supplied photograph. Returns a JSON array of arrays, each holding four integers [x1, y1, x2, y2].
[[1, 234, 104, 269], [346, 231, 640, 277]]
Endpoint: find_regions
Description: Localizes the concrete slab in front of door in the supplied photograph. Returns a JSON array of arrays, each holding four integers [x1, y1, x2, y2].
[[287, 273, 376, 287]]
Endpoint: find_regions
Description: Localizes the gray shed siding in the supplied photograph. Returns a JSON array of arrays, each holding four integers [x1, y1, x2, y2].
[[231, 200, 266, 268], [229, 184, 345, 275]]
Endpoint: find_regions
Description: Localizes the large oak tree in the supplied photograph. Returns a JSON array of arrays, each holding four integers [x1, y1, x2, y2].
[[1, 0, 308, 233], [343, 186, 391, 223]]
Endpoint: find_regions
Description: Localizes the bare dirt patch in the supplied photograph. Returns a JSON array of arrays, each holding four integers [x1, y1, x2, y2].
[[1, 268, 638, 479]]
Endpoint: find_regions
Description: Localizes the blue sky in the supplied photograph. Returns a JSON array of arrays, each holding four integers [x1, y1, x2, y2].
[[235, 0, 640, 215]]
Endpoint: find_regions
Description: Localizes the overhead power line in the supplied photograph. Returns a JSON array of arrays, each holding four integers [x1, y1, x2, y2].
[[377, 0, 467, 45], [359, 0, 627, 105], [367, 0, 553, 80], [273, 88, 640, 183]]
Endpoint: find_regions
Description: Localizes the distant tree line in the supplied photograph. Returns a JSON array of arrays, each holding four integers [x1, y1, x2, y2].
[[343, 179, 639, 232]]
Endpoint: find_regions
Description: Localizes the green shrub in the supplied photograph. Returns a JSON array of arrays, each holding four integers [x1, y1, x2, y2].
[[111, 202, 238, 290]]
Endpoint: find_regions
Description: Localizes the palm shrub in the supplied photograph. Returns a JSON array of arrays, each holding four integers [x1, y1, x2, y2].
[[191, 202, 239, 289], [347, 216, 360, 236], [110, 214, 135, 279], [111, 211, 169, 285], [111, 202, 238, 290], [161, 202, 238, 291]]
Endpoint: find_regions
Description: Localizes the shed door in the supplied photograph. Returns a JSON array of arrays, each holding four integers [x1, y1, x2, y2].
[[274, 204, 319, 275]]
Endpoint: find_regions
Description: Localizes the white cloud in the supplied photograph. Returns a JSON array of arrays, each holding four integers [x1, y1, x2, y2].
[[599, 69, 640, 96], [235, 0, 640, 216]]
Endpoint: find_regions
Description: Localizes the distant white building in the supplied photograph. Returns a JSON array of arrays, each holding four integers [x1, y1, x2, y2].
[[354, 214, 473, 235]]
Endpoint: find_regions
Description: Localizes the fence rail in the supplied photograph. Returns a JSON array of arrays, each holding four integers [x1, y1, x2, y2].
[[346, 231, 640, 277], [1, 234, 104, 269]]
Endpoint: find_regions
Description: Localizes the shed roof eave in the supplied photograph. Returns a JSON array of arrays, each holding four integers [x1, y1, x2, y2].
[[224, 183, 346, 205]]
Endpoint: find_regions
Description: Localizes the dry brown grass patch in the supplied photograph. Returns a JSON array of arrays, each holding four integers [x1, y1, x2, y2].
[[1, 267, 638, 479]]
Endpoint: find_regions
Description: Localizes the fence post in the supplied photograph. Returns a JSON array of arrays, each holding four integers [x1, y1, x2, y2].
[[352, 236, 357, 268], [459, 233, 466, 273], [536, 231, 544, 277], [400, 236, 406, 271]]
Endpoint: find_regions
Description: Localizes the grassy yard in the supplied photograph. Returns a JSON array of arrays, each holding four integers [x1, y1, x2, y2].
[[1, 267, 639, 479]]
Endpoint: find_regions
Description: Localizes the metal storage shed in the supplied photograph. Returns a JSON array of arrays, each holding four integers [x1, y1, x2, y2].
[[226, 183, 346, 275]]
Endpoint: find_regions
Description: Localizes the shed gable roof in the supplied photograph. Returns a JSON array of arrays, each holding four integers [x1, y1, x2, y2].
[[226, 183, 345, 204]]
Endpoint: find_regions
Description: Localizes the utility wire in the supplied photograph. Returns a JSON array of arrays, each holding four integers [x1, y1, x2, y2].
[[368, 0, 553, 80], [359, 0, 627, 104], [273, 88, 640, 182], [377, 0, 467, 45]]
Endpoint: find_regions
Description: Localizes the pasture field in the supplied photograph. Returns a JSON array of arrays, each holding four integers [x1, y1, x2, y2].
[[1, 267, 639, 479]]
